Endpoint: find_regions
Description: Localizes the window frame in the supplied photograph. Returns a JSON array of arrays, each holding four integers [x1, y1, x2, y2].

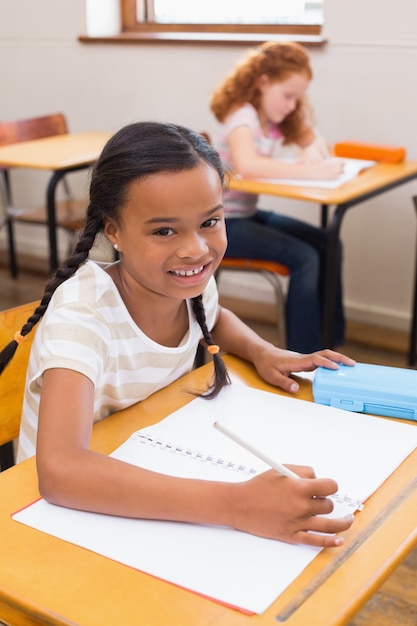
[[101, 0, 325, 46]]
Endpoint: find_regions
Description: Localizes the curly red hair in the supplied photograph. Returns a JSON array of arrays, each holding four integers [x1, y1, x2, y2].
[[210, 41, 314, 145]]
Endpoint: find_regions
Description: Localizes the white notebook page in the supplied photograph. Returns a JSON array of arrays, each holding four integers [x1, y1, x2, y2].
[[255, 157, 376, 189], [13, 383, 417, 614]]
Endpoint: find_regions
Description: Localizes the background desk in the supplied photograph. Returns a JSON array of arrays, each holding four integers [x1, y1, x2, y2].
[[229, 161, 417, 358], [0, 131, 112, 272], [1, 355, 416, 626]]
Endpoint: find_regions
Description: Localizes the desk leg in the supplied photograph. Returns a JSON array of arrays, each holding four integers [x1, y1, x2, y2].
[[46, 164, 90, 273], [321, 204, 328, 228], [407, 196, 417, 366], [322, 176, 417, 354], [322, 205, 345, 348], [2, 170, 18, 278], [46, 170, 65, 272]]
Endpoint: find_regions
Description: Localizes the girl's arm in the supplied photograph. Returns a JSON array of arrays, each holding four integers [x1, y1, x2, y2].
[[228, 125, 342, 180], [36, 367, 353, 546], [210, 306, 355, 393], [298, 130, 332, 162]]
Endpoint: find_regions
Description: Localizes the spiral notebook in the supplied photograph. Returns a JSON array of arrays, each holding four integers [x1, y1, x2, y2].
[[13, 383, 417, 615], [121, 430, 364, 514]]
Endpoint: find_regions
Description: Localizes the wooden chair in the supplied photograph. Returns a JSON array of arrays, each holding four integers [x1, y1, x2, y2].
[[0, 113, 88, 278], [199, 132, 290, 348], [194, 257, 289, 369], [216, 259, 289, 348], [0, 301, 39, 470]]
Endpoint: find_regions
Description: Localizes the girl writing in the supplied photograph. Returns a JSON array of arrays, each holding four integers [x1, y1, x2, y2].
[[210, 41, 345, 353], [0, 122, 354, 546]]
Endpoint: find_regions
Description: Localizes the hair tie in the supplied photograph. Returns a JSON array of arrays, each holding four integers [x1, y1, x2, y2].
[[207, 344, 220, 355], [14, 331, 26, 345]]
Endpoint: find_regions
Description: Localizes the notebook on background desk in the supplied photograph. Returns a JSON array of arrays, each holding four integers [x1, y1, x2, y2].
[[256, 157, 376, 189], [13, 383, 417, 615]]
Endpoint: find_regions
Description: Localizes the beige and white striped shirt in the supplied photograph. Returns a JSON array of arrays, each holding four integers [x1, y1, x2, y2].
[[17, 260, 219, 461]]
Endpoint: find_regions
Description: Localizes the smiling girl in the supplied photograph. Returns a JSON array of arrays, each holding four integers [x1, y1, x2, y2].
[[210, 41, 346, 353], [0, 122, 354, 546]]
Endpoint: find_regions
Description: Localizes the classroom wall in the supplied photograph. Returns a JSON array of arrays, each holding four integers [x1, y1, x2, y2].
[[1, 0, 417, 331]]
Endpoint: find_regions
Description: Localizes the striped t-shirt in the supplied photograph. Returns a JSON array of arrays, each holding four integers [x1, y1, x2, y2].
[[17, 260, 219, 462]]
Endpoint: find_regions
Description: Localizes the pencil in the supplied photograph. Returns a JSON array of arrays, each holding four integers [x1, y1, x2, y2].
[[213, 421, 300, 479]]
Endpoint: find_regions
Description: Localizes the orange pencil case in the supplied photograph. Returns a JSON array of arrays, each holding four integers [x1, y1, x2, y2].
[[334, 141, 406, 163]]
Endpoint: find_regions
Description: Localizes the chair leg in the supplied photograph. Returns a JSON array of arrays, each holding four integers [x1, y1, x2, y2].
[[216, 266, 287, 348], [261, 272, 287, 348], [6, 216, 18, 278], [2, 171, 18, 278], [0, 441, 15, 471]]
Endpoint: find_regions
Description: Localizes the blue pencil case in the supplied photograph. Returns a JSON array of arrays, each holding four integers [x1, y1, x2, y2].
[[313, 362, 417, 421]]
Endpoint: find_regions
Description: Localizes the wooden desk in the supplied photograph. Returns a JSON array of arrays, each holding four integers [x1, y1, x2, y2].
[[0, 131, 112, 272], [1, 355, 416, 626], [229, 161, 417, 358]]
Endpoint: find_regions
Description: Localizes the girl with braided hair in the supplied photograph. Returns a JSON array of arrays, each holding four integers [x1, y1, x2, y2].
[[0, 121, 355, 545]]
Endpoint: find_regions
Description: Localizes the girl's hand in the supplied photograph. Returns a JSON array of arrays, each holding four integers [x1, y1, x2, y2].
[[231, 468, 354, 546], [298, 158, 344, 180], [252, 347, 355, 394], [300, 136, 331, 163]]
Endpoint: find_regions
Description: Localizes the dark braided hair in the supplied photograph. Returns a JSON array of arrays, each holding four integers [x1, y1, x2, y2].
[[0, 121, 231, 397], [191, 295, 230, 398]]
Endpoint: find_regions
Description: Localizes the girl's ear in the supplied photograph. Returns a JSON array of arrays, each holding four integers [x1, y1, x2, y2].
[[258, 73, 270, 90], [103, 218, 119, 248]]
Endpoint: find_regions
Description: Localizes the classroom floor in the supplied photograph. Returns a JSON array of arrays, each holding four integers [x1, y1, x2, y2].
[[1, 261, 416, 626]]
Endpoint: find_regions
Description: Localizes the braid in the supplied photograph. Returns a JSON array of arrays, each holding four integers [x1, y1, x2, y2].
[[191, 295, 231, 399], [0, 213, 100, 375]]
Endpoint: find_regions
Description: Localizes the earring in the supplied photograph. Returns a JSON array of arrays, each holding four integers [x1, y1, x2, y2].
[[113, 243, 118, 251]]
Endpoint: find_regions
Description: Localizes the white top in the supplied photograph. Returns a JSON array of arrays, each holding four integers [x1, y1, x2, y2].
[[216, 103, 282, 218], [17, 260, 219, 461]]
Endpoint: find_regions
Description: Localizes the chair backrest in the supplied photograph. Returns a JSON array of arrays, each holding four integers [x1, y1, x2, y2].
[[200, 131, 212, 145], [219, 258, 289, 276], [0, 113, 68, 148], [0, 301, 39, 447]]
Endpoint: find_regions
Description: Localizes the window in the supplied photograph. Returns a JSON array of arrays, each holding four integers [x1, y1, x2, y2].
[[138, 1, 323, 25], [119, 0, 324, 44]]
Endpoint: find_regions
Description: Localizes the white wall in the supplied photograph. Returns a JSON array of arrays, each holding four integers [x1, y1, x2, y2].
[[1, 0, 417, 331]]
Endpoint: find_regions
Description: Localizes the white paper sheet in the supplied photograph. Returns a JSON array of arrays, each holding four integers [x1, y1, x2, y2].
[[255, 157, 376, 189], [13, 384, 417, 614]]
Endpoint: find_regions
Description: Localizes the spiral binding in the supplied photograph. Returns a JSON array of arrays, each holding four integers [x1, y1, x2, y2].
[[133, 433, 257, 475], [133, 433, 364, 510], [330, 492, 364, 511]]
